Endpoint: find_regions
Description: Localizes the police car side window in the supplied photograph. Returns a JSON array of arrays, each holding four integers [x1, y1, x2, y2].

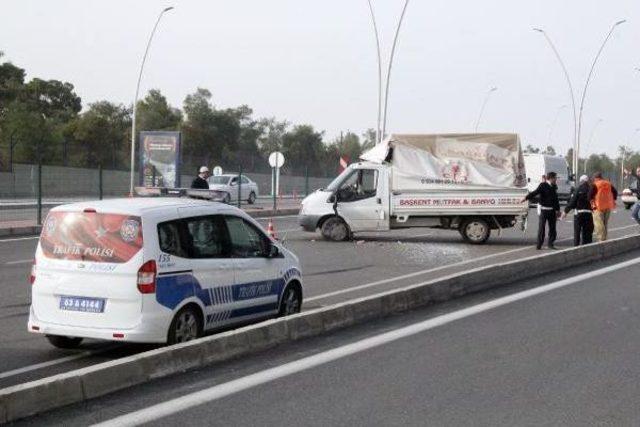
[[224, 216, 268, 258], [184, 215, 230, 258], [158, 220, 189, 258], [241, 176, 249, 184]]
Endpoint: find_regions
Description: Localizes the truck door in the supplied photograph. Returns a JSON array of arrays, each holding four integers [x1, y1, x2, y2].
[[335, 168, 386, 232]]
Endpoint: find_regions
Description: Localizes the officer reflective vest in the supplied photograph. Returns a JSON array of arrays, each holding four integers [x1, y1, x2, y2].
[[592, 179, 615, 211]]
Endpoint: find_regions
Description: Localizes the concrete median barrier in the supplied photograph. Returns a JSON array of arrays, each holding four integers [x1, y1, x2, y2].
[[2, 234, 640, 423]]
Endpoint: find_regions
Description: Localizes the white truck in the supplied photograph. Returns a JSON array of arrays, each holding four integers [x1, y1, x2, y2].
[[523, 153, 574, 201], [299, 133, 529, 244]]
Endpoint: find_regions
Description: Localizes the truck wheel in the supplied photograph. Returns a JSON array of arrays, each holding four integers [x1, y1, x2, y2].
[[625, 203, 632, 210], [460, 218, 491, 244], [321, 217, 351, 241], [46, 335, 83, 349]]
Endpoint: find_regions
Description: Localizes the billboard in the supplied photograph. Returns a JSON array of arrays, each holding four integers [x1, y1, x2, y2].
[[139, 131, 181, 188]]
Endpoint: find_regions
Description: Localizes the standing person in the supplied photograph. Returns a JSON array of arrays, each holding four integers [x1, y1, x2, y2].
[[191, 166, 210, 189], [623, 167, 640, 225], [561, 175, 593, 246], [522, 171, 561, 250], [589, 172, 617, 241]]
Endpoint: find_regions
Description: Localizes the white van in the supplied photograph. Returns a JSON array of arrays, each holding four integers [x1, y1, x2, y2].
[[523, 154, 574, 201], [28, 198, 303, 348]]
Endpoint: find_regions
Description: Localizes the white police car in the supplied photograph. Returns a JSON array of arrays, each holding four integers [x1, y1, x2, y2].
[[28, 198, 303, 348]]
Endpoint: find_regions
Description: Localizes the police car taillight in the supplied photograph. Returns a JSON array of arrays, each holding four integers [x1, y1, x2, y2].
[[137, 260, 157, 294], [29, 259, 36, 285]]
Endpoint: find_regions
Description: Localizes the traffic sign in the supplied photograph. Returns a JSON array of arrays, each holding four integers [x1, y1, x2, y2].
[[268, 152, 285, 168], [212, 166, 223, 176]]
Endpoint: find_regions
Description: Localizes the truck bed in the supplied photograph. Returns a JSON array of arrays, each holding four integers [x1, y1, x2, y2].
[[391, 188, 528, 217]]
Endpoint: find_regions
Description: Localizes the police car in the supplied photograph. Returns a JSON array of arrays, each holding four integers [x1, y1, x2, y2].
[[28, 198, 303, 348]]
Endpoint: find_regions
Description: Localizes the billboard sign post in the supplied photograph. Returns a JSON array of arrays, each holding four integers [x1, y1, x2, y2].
[[139, 131, 181, 188]]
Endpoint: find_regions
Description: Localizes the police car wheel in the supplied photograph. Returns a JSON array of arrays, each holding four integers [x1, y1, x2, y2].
[[248, 192, 256, 204], [168, 306, 203, 345], [46, 335, 83, 349], [460, 218, 491, 244], [321, 217, 351, 241], [223, 193, 231, 204], [279, 285, 302, 316]]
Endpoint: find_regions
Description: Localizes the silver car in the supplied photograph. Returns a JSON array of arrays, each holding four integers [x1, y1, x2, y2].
[[208, 174, 259, 204]]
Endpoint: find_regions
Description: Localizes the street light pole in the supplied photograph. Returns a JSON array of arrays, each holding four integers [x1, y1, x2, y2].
[[576, 20, 626, 184], [129, 6, 174, 196], [533, 28, 578, 174], [366, 0, 383, 144], [380, 0, 410, 141], [474, 87, 497, 132]]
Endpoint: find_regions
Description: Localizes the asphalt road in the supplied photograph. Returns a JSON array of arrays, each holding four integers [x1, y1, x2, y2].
[[0, 209, 637, 390], [13, 248, 640, 426]]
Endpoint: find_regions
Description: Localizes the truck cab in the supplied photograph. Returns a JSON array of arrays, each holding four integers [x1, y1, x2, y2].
[[299, 163, 390, 240]]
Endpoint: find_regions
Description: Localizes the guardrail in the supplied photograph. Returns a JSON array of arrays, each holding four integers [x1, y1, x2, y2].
[[1, 234, 639, 423]]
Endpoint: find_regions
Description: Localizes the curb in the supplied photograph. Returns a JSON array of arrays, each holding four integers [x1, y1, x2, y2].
[[1, 235, 638, 423]]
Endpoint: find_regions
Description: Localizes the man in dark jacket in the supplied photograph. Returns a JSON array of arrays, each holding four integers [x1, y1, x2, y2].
[[522, 171, 561, 250], [191, 166, 210, 189], [561, 174, 593, 246]]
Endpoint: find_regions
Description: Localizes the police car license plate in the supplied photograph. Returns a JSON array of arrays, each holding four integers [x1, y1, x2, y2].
[[59, 296, 105, 313]]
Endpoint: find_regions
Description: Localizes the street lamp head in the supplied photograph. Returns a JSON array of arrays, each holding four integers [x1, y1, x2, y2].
[[532, 28, 544, 33], [490, 87, 498, 92], [615, 19, 627, 26], [163, 6, 174, 13]]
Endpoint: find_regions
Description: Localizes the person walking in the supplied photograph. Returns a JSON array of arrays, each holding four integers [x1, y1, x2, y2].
[[561, 175, 593, 246], [191, 166, 211, 189], [589, 172, 617, 241], [522, 171, 561, 250], [623, 167, 640, 225]]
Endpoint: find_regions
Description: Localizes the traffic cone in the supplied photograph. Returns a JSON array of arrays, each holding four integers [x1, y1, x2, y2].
[[267, 218, 277, 240]]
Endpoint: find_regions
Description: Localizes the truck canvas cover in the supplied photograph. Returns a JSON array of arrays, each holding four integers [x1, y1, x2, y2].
[[360, 133, 527, 190]]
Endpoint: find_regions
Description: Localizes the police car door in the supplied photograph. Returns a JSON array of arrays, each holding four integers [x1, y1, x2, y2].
[[178, 209, 236, 329], [223, 214, 282, 321]]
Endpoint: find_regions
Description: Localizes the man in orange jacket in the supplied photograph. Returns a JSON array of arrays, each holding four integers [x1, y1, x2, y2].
[[589, 172, 618, 241]]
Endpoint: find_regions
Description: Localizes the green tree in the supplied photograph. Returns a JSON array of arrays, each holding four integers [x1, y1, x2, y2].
[[66, 101, 131, 168], [281, 124, 326, 175], [257, 118, 288, 157], [361, 128, 377, 151], [136, 89, 182, 132], [543, 145, 556, 155], [329, 132, 362, 164], [524, 144, 540, 154]]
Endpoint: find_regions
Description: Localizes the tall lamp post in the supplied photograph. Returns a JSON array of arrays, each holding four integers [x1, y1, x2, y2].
[[621, 127, 640, 189], [366, 0, 410, 144], [576, 20, 626, 180], [474, 87, 497, 132], [129, 6, 175, 196], [533, 28, 578, 174]]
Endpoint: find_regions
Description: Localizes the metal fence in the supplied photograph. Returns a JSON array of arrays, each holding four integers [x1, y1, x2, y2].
[[0, 163, 333, 228]]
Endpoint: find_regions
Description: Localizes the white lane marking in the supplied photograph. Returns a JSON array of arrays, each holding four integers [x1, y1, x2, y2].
[[5, 259, 32, 265], [94, 256, 640, 427], [306, 224, 638, 302], [0, 236, 39, 243], [0, 346, 115, 380]]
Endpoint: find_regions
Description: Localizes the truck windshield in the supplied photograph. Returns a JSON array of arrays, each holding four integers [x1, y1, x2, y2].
[[326, 168, 355, 192]]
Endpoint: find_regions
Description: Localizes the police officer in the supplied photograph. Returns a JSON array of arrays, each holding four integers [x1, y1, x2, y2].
[[561, 175, 593, 246], [191, 166, 210, 189], [522, 171, 560, 250]]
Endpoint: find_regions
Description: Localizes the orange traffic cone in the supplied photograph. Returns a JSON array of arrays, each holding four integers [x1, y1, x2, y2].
[[267, 218, 277, 240]]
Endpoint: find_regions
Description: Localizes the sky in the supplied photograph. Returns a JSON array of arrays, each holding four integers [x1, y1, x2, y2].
[[2, 0, 639, 158]]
